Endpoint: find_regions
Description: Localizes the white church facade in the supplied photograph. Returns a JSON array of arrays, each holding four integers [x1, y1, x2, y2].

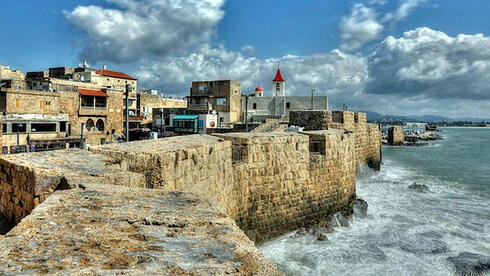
[[244, 68, 330, 122]]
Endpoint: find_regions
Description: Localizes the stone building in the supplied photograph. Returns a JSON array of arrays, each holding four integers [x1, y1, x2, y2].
[[0, 64, 133, 153], [244, 69, 329, 122], [138, 91, 187, 128], [187, 80, 242, 127]]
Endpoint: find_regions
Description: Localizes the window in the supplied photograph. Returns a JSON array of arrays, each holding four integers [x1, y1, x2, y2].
[[95, 97, 107, 108], [253, 103, 257, 110], [81, 96, 93, 107], [15, 99, 21, 108], [198, 85, 207, 91], [40, 101, 51, 109], [12, 123, 27, 133], [286, 102, 291, 109], [60, 122, 67, 132], [31, 123, 56, 133], [86, 119, 94, 131], [96, 119, 105, 132], [276, 83, 281, 91], [68, 99, 73, 109], [217, 98, 227, 105], [2, 123, 7, 133]]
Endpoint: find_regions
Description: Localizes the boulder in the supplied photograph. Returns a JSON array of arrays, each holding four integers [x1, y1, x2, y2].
[[447, 252, 490, 275], [408, 182, 430, 192], [354, 198, 368, 217], [316, 234, 328, 241], [331, 212, 349, 227]]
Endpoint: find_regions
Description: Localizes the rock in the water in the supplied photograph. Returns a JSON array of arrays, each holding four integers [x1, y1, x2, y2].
[[331, 212, 349, 227], [296, 227, 307, 235], [447, 252, 490, 275], [399, 238, 449, 254], [408, 182, 430, 192], [354, 198, 368, 217], [317, 234, 328, 241]]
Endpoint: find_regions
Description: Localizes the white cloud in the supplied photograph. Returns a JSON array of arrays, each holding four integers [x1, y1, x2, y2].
[[137, 45, 368, 99], [65, 0, 225, 63], [383, 0, 427, 23], [367, 27, 490, 102], [340, 4, 384, 51]]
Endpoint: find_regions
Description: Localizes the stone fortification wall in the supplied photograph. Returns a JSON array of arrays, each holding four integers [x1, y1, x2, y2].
[[388, 126, 404, 145], [89, 135, 238, 217], [0, 129, 364, 272], [91, 132, 357, 243], [290, 110, 382, 170]]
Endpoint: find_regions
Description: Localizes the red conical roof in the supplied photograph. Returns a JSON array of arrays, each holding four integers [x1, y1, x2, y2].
[[273, 68, 285, 82]]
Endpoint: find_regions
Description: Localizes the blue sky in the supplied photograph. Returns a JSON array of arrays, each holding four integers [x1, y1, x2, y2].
[[1, 0, 489, 117]]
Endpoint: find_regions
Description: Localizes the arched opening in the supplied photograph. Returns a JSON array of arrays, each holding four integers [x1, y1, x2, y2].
[[96, 119, 105, 132], [86, 119, 94, 131]]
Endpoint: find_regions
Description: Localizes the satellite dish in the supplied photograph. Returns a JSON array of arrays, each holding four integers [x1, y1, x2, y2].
[[212, 110, 217, 115]]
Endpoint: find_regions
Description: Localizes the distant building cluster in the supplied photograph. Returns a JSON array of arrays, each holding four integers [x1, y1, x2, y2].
[[0, 63, 330, 154], [0, 64, 186, 154]]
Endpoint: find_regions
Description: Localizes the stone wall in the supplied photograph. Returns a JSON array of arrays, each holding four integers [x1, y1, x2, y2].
[[91, 132, 358, 243], [388, 126, 404, 145], [0, 129, 369, 272], [290, 110, 382, 170]]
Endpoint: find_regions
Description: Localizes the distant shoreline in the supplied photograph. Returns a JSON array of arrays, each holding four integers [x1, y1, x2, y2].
[[442, 126, 489, 129]]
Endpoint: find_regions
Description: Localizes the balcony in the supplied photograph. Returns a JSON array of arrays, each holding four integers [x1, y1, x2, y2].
[[79, 105, 108, 116]]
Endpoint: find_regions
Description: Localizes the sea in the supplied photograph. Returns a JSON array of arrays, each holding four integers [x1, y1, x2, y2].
[[260, 127, 490, 275]]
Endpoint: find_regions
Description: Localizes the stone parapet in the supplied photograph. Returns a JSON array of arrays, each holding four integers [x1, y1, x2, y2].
[[290, 110, 382, 170]]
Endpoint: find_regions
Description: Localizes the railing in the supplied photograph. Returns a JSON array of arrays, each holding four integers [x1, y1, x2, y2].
[[81, 105, 107, 110]]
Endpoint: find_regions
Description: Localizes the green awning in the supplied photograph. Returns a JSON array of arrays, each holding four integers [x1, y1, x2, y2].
[[172, 115, 199, 120]]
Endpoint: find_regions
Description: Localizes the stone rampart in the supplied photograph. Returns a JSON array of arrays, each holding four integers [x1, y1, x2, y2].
[[0, 128, 374, 273], [290, 110, 382, 170]]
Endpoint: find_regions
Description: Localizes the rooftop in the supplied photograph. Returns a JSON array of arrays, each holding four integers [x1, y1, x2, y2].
[[96, 69, 137, 80]]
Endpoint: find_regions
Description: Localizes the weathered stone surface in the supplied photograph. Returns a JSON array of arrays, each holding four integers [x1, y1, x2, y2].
[[0, 149, 146, 224], [0, 184, 281, 275], [290, 110, 382, 171]]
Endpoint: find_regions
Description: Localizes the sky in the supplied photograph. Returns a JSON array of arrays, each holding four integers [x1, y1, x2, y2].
[[0, 0, 489, 118]]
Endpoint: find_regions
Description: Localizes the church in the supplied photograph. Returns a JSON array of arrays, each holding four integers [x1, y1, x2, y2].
[[244, 68, 330, 122]]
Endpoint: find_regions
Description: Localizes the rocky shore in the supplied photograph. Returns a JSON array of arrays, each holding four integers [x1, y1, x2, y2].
[[382, 131, 444, 146], [290, 197, 369, 242]]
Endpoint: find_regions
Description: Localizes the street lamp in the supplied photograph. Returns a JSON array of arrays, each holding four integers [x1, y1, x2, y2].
[[16, 123, 23, 153]]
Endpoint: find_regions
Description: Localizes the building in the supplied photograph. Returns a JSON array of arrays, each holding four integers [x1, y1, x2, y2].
[[138, 91, 187, 128], [187, 80, 242, 127], [244, 69, 329, 122], [0, 64, 134, 153]]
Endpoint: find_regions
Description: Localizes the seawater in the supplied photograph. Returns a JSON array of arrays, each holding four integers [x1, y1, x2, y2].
[[260, 127, 490, 275]]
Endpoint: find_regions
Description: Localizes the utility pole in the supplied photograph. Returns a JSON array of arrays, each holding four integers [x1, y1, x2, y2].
[[310, 89, 315, 110], [245, 94, 249, 132], [125, 84, 130, 142], [16, 123, 23, 153], [80, 123, 85, 149]]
